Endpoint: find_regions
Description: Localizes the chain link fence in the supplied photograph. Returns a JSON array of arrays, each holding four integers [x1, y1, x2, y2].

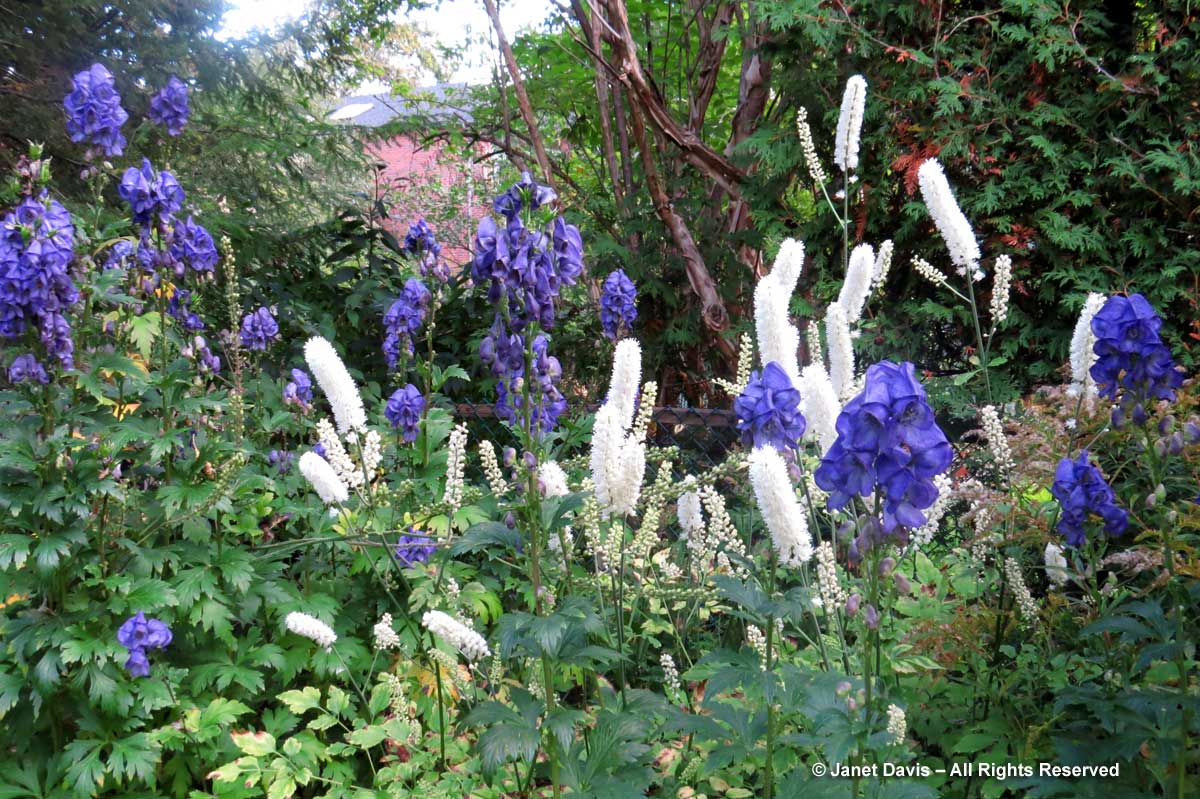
[[451, 401, 741, 480]]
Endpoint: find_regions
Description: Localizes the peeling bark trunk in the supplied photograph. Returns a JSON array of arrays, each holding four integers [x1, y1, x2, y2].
[[482, 0, 556, 191]]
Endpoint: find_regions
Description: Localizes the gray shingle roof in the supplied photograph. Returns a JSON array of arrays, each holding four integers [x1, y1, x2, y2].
[[327, 83, 474, 128]]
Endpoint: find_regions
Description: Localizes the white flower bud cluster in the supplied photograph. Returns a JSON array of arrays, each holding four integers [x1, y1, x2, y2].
[[980, 405, 1014, 476], [373, 612, 400, 651], [479, 440, 508, 495], [805, 321, 823, 367], [795, 107, 827, 186], [592, 342, 649, 519], [317, 418, 364, 488], [912, 255, 949, 287], [442, 423, 469, 515], [285, 611, 337, 650], [631, 460, 674, 563], [886, 704, 907, 745], [428, 647, 471, 694], [911, 473, 953, 549], [713, 332, 755, 397], [688, 486, 747, 578], [421, 609, 490, 662], [816, 541, 846, 611], [989, 255, 1013, 325], [747, 624, 768, 667], [1044, 542, 1069, 590], [1004, 557, 1038, 626], [799, 363, 841, 454], [629, 381, 658, 443], [661, 652, 682, 699]]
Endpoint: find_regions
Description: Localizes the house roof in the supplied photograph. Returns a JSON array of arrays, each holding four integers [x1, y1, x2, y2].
[[327, 83, 474, 128]]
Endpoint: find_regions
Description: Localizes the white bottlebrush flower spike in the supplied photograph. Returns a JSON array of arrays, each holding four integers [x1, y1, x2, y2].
[[677, 475, 704, 539], [298, 451, 349, 504], [540, 461, 569, 497], [912, 255, 949, 287], [980, 405, 1014, 475], [872, 240, 894, 292], [303, 336, 366, 435], [748, 446, 813, 567], [607, 338, 643, 428], [825, 302, 855, 399], [754, 238, 805, 383], [317, 418, 364, 488], [795, 107, 827, 186], [917, 158, 981, 271], [838, 242, 876, 324], [591, 343, 648, 518], [286, 611, 337, 650], [834, 74, 867, 173], [442, 422, 469, 513], [798, 362, 841, 454], [479, 440, 508, 495], [886, 704, 907, 745], [1044, 542, 1069, 589], [912, 473, 953, 549], [421, 610, 491, 661], [1068, 292, 1106, 407], [373, 613, 400, 651], [989, 255, 1013, 325], [1004, 557, 1038, 626]]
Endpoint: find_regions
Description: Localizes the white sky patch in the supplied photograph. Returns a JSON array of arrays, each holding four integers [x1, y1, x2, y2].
[[327, 102, 375, 120], [220, 0, 553, 84]]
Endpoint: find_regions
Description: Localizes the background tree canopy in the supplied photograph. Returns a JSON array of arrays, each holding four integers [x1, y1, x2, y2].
[[388, 0, 1198, 414]]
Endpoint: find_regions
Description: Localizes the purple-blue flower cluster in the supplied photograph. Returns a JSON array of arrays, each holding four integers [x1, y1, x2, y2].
[[403, 219, 449, 282], [167, 287, 205, 331], [472, 174, 580, 433], [1090, 294, 1184, 426], [8, 354, 48, 385], [239, 307, 279, 351], [169, 216, 218, 273], [479, 318, 567, 432], [600, 268, 637, 340], [394, 529, 436, 567], [383, 278, 430, 368], [64, 64, 128, 156], [116, 612, 172, 678], [0, 192, 79, 370], [182, 334, 220, 375], [814, 361, 954, 533], [148, 76, 189, 136], [284, 368, 312, 408], [1051, 451, 1128, 547], [268, 449, 294, 475], [734, 362, 806, 451], [385, 383, 426, 442], [471, 173, 583, 332], [119, 159, 185, 224]]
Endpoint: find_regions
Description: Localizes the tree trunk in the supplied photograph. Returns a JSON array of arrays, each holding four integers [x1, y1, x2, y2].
[[482, 0, 556, 192]]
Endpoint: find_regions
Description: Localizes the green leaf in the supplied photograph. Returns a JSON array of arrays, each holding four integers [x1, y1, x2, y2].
[[267, 775, 297, 799], [127, 312, 162, 360], [231, 730, 276, 756], [347, 725, 388, 748], [277, 687, 322, 715]]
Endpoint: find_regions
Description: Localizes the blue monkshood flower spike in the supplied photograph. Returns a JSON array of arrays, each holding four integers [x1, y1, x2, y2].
[[1090, 294, 1184, 423], [1051, 450, 1128, 547], [600, 268, 638, 340], [284, 368, 313, 408], [734, 362, 806, 452], [239, 307, 279, 350], [148, 76, 189, 136], [383, 278, 431, 368], [64, 64, 129, 156], [394, 528, 436, 567], [116, 612, 172, 678], [814, 361, 953, 534], [385, 383, 426, 442], [118, 159, 184, 224]]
